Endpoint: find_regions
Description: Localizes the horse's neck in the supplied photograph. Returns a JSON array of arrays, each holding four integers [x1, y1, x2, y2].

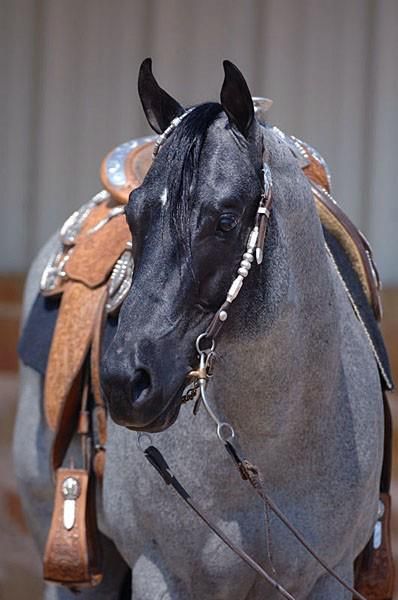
[[210, 181, 343, 454]]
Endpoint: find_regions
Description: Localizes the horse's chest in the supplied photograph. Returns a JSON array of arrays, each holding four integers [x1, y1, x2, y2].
[[100, 430, 325, 595]]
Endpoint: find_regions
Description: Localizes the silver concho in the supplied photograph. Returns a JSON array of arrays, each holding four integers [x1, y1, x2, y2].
[[60, 189, 110, 246], [372, 498, 385, 550], [262, 162, 272, 198], [40, 190, 111, 295], [40, 240, 68, 293], [106, 244, 134, 314], [62, 476, 81, 530], [106, 136, 156, 187]]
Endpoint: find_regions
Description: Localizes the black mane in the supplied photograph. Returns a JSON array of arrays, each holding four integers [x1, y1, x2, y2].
[[160, 102, 223, 250]]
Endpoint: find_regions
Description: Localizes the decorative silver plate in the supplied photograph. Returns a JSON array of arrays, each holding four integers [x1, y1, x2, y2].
[[106, 244, 134, 314], [105, 136, 156, 188], [40, 190, 111, 295]]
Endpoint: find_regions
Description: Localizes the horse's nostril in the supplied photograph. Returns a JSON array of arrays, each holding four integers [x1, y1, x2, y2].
[[131, 368, 151, 404]]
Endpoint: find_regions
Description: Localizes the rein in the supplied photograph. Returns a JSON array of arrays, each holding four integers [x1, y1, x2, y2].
[[140, 113, 369, 600]]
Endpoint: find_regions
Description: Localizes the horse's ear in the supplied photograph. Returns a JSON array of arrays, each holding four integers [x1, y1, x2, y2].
[[220, 60, 254, 138], [138, 58, 184, 134]]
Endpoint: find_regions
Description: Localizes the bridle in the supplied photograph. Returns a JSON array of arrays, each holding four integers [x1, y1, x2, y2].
[[138, 109, 369, 600], [184, 157, 273, 441]]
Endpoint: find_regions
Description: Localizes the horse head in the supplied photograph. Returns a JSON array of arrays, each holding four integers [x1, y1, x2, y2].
[[102, 59, 290, 432]]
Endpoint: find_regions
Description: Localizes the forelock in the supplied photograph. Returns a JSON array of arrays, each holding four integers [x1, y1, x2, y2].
[[156, 102, 223, 252]]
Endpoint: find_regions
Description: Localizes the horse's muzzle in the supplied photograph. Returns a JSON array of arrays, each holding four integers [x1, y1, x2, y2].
[[101, 354, 186, 431]]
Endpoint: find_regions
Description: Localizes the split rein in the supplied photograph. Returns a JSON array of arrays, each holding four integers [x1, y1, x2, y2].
[[138, 115, 368, 599]]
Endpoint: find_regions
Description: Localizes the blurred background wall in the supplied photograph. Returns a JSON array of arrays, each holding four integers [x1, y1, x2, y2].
[[1, 0, 397, 282], [0, 0, 397, 598]]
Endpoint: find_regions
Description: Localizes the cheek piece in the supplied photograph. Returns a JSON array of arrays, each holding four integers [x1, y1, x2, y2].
[[203, 160, 273, 342]]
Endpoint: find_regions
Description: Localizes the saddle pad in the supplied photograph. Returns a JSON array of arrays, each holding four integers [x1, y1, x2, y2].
[[18, 293, 118, 377], [323, 227, 392, 390]]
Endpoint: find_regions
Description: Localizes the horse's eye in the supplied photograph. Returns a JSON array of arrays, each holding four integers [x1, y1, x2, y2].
[[217, 213, 238, 233]]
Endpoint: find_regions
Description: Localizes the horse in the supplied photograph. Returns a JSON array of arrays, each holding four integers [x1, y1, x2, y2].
[[13, 59, 385, 599]]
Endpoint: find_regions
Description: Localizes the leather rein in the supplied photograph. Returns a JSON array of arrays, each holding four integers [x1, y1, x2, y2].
[[139, 113, 369, 600]]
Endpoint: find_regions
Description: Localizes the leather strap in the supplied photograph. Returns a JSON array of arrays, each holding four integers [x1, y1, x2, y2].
[[90, 291, 108, 479], [45, 363, 104, 588], [312, 183, 381, 320], [44, 282, 108, 431], [43, 467, 102, 588], [225, 443, 369, 600], [145, 442, 369, 600], [354, 392, 395, 600], [144, 445, 296, 600], [381, 392, 393, 494]]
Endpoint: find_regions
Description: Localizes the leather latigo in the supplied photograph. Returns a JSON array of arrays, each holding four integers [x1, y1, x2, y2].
[[44, 282, 107, 430], [90, 291, 108, 479], [42, 201, 118, 587], [43, 468, 102, 587], [44, 283, 108, 588]]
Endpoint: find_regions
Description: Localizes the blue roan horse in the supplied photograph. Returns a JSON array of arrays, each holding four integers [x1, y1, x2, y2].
[[14, 60, 391, 599]]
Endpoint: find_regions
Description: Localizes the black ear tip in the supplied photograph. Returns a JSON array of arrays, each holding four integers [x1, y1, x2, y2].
[[222, 60, 241, 77], [139, 58, 153, 75], [220, 59, 254, 137]]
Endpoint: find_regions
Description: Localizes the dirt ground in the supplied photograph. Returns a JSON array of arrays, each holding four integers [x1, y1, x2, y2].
[[0, 373, 42, 599], [1, 372, 398, 599]]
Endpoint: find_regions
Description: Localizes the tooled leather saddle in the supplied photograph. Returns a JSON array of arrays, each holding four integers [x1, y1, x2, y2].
[[18, 132, 394, 598]]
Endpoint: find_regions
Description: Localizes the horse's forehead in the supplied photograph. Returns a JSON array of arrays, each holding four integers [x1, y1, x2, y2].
[[202, 117, 241, 153], [199, 120, 258, 176]]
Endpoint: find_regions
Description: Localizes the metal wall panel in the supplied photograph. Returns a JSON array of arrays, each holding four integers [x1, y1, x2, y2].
[[1, 0, 397, 283]]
